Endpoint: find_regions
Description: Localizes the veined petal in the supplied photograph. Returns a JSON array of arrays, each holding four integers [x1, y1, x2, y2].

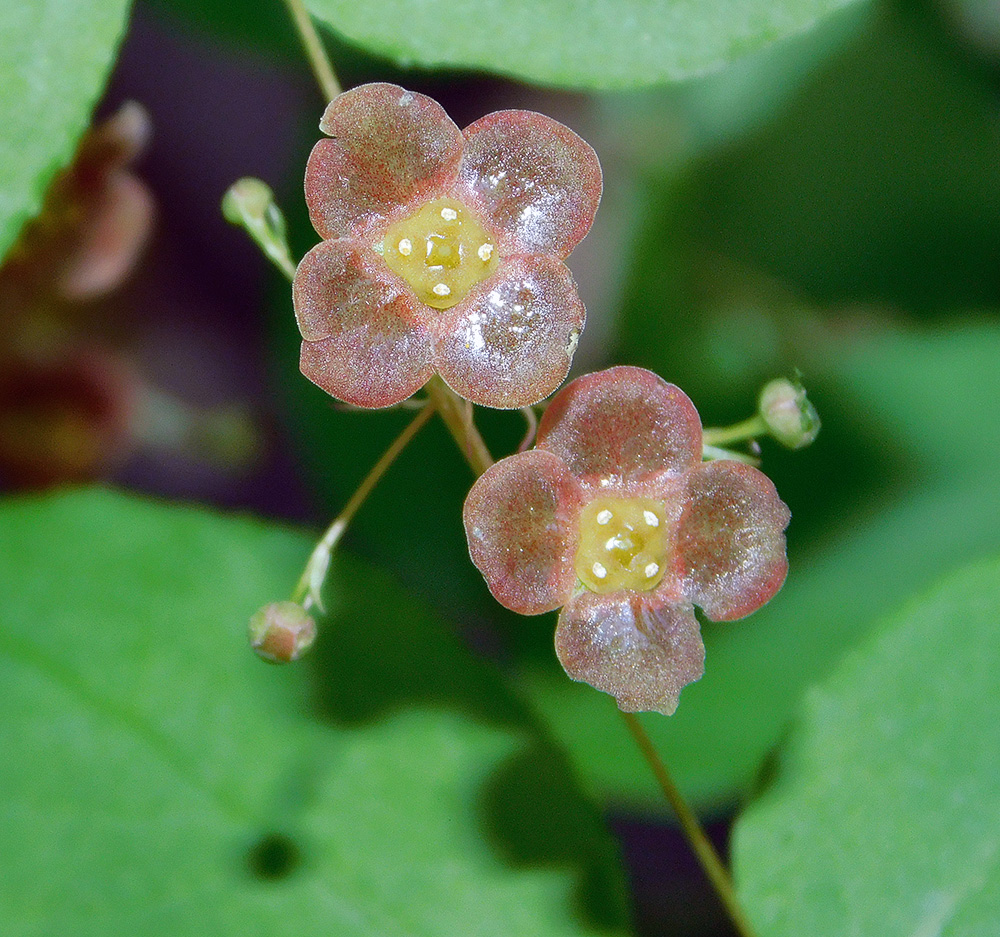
[[306, 83, 464, 240], [464, 450, 583, 615], [293, 240, 434, 408], [677, 460, 790, 621], [555, 593, 705, 715], [434, 256, 585, 409], [537, 367, 702, 486], [456, 110, 601, 258]]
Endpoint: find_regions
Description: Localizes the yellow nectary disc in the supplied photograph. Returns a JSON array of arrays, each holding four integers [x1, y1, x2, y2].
[[382, 197, 499, 309], [575, 497, 669, 594]]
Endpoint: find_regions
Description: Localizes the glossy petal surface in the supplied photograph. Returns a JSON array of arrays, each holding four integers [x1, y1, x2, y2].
[[456, 110, 601, 258], [555, 593, 705, 715], [677, 460, 790, 621], [306, 83, 463, 240], [464, 450, 583, 615], [537, 367, 702, 486], [435, 256, 585, 409], [294, 240, 434, 408]]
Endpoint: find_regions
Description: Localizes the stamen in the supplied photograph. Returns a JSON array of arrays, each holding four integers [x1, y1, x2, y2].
[[596, 509, 613, 525], [592, 562, 607, 579], [477, 243, 494, 262], [397, 237, 413, 256], [643, 510, 659, 527], [440, 207, 458, 221], [432, 283, 451, 297]]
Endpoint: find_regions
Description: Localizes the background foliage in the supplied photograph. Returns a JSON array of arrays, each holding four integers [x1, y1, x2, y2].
[[0, 0, 133, 258], [3, 0, 999, 934]]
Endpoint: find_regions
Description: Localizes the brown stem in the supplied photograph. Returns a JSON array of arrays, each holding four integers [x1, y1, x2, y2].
[[620, 711, 759, 937], [425, 376, 495, 476]]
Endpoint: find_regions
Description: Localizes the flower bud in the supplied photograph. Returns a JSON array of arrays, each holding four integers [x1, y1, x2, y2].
[[222, 178, 295, 278], [758, 378, 820, 449], [248, 601, 316, 664]]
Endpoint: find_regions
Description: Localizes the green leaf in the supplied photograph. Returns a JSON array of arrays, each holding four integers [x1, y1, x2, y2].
[[0, 488, 626, 936], [519, 322, 1000, 810], [818, 319, 1000, 480], [305, 0, 867, 90], [0, 0, 133, 262], [733, 554, 1000, 937], [683, 3, 1000, 309]]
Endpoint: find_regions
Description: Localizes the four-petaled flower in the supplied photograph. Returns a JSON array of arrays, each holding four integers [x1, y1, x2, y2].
[[293, 82, 602, 409], [463, 366, 791, 714]]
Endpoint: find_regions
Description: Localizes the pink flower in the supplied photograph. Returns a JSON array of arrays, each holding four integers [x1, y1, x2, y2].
[[463, 367, 790, 714], [293, 83, 601, 409]]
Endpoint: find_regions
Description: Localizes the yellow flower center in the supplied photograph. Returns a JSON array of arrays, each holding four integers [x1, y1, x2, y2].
[[382, 198, 498, 309], [575, 497, 669, 594]]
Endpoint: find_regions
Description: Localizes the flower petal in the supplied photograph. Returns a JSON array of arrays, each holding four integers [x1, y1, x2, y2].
[[434, 256, 585, 409], [464, 449, 583, 615], [306, 83, 464, 240], [56, 171, 154, 300], [536, 367, 703, 486], [456, 110, 601, 258], [676, 460, 790, 621], [555, 593, 705, 715], [293, 239, 434, 408]]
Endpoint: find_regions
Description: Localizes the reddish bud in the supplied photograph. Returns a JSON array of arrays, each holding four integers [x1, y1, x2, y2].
[[248, 601, 317, 664]]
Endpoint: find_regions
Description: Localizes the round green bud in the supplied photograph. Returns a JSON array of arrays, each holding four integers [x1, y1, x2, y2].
[[222, 177, 274, 226], [759, 378, 820, 449]]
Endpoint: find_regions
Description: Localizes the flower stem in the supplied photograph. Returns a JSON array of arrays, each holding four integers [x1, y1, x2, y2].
[[425, 376, 495, 476], [701, 415, 767, 448], [517, 405, 538, 453], [283, 0, 342, 102], [620, 711, 758, 937], [702, 444, 761, 467], [292, 400, 435, 611]]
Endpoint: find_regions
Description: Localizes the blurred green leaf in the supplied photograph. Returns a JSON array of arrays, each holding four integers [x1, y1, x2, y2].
[[305, 0, 867, 90], [518, 321, 1000, 809], [587, 3, 870, 194], [684, 3, 1000, 309], [615, 7, 1000, 420], [818, 319, 1000, 480], [0, 488, 626, 935], [0, 0, 132, 262], [733, 554, 1000, 937], [666, 1, 870, 149], [144, 0, 299, 56]]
